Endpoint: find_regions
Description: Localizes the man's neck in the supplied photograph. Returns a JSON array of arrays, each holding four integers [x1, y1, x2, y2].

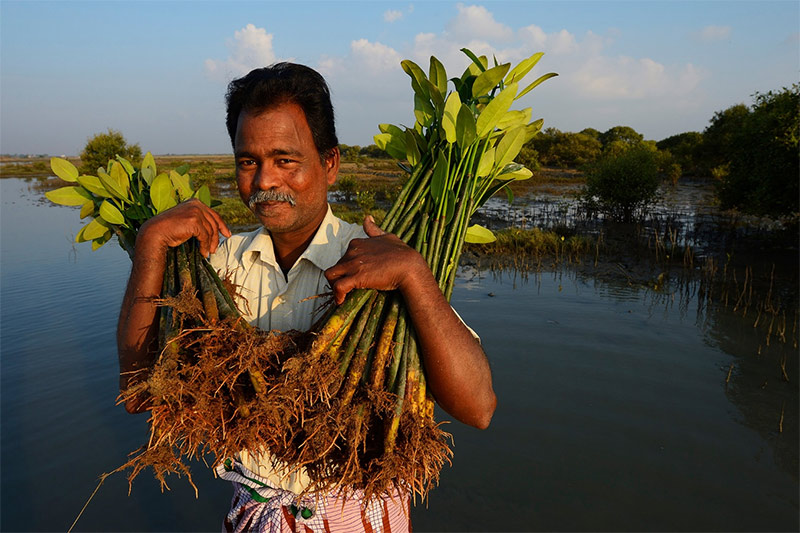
[[270, 217, 326, 275]]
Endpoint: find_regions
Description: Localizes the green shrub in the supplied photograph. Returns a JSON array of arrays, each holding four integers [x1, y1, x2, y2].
[[79, 129, 141, 175], [583, 147, 661, 221], [335, 174, 358, 201]]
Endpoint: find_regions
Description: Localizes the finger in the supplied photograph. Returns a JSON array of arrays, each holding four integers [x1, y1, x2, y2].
[[363, 215, 385, 238], [331, 277, 357, 305]]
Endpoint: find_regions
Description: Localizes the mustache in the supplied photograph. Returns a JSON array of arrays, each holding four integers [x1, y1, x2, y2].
[[247, 189, 297, 210]]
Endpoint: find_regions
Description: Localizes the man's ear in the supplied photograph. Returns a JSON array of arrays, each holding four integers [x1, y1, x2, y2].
[[325, 147, 340, 186]]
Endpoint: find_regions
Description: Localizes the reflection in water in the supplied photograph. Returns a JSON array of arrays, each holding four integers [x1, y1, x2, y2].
[[2, 177, 798, 532]]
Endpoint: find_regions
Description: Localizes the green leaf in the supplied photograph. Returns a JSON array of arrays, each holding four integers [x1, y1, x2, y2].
[[494, 126, 527, 169], [476, 147, 495, 177], [472, 63, 510, 98], [50, 157, 78, 182], [109, 161, 131, 195], [99, 200, 126, 225], [91, 231, 112, 251], [442, 92, 461, 144], [77, 175, 112, 198], [115, 155, 135, 177], [141, 151, 157, 175], [401, 60, 430, 98], [497, 163, 533, 181], [404, 129, 421, 167], [379, 123, 405, 138], [460, 48, 487, 73], [45, 186, 93, 206], [79, 200, 95, 219], [170, 170, 193, 201], [516, 72, 558, 100], [195, 185, 212, 207], [505, 52, 544, 84], [374, 132, 407, 160], [413, 93, 435, 127], [430, 151, 448, 201], [444, 190, 456, 225], [141, 167, 155, 185], [456, 104, 477, 147], [97, 169, 129, 202], [174, 163, 190, 175], [524, 118, 545, 143], [80, 218, 110, 241], [496, 108, 532, 130], [475, 82, 517, 137], [423, 79, 444, 111], [150, 172, 178, 214], [429, 56, 448, 97], [465, 224, 496, 244]]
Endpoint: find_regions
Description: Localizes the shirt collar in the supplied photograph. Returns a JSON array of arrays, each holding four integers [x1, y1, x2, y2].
[[238, 205, 344, 274]]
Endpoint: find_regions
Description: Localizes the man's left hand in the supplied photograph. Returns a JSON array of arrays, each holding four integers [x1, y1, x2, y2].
[[324, 215, 429, 305]]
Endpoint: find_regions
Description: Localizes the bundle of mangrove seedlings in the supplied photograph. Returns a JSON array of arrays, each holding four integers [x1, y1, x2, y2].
[[47, 47, 556, 503]]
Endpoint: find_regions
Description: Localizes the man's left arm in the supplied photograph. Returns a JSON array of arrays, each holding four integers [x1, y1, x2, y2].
[[324, 216, 497, 429]]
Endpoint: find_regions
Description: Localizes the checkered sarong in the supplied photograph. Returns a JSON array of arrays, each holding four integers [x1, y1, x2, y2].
[[216, 459, 410, 532]]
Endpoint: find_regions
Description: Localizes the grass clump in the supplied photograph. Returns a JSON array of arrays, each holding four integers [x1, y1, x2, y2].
[[467, 227, 594, 265]]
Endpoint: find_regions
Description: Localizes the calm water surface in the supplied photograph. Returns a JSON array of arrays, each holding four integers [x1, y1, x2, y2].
[[1, 177, 797, 532]]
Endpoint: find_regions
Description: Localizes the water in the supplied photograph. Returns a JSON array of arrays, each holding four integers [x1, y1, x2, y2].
[[1, 177, 797, 531]]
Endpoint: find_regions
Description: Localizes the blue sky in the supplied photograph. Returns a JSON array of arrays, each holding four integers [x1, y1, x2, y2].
[[1, 1, 797, 156]]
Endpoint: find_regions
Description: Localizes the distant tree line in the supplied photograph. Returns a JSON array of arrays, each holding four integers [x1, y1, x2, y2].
[[520, 83, 798, 217]]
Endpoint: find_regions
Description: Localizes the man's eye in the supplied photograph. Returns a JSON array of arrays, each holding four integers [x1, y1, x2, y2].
[[237, 159, 255, 167]]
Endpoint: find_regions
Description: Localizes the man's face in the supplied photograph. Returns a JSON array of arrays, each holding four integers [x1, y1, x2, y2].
[[234, 102, 338, 237]]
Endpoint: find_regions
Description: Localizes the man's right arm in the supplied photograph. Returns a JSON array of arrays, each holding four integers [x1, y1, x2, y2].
[[117, 199, 231, 413]]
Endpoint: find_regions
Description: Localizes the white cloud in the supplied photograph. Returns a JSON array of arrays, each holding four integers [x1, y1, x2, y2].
[[350, 39, 403, 71], [384, 9, 403, 22], [205, 24, 281, 80], [447, 3, 513, 42], [694, 25, 732, 42]]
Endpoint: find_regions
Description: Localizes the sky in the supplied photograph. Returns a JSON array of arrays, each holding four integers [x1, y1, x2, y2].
[[1, 1, 798, 156]]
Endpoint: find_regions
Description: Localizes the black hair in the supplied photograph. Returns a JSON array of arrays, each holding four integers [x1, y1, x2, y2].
[[225, 62, 338, 160]]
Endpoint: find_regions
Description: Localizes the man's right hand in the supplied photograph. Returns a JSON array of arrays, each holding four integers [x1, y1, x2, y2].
[[136, 198, 232, 259]]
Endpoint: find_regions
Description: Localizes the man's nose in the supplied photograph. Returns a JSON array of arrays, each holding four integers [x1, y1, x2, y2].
[[254, 164, 283, 190]]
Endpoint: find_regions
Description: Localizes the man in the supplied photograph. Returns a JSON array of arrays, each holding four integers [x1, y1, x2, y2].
[[117, 62, 496, 531]]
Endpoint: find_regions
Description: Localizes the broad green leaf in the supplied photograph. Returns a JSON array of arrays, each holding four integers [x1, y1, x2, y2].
[[79, 200, 94, 219], [45, 186, 93, 206], [195, 185, 212, 207], [496, 108, 532, 130], [516, 72, 559, 100], [373, 132, 407, 160], [401, 60, 430, 98], [404, 129, 420, 167], [456, 104, 477, 147], [472, 63, 510, 98], [423, 79, 444, 111], [442, 92, 461, 144], [430, 151, 448, 202], [460, 48, 487, 73], [109, 161, 131, 194], [379, 123, 405, 138], [91, 231, 112, 251], [99, 200, 126, 225], [170, 170, 193, 201], [505, 52, 544, 84], [465, 224, 496, 244], [174, 163, 190, 175], [77, 175, 112, 198], [497, 163, 533, 181], [524, 118, 545, 143], [141, 166, 155, 185], [429, 56, 448, 97], [476, 147, 496, 177], [494, 126, 527, 169], [80, 218, 110, 241], [50, 157, 78, 182], [115, 155, 135, 177], [97, 169, 129, 202], [475, 82, 517, 137], [141, 151, 157, 175], [150, 172, 178, 214], [413, 93, 435, 127]]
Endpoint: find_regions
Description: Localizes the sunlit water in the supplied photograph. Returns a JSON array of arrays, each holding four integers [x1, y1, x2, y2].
[[1, 177, 797, 532]]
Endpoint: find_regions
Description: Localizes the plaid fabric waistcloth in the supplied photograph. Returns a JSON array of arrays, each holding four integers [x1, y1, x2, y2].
[[216, 459, 411, 533]]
